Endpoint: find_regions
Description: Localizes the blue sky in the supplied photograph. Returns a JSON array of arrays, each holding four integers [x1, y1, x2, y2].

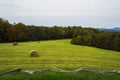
[[0, 0, 120, 28]]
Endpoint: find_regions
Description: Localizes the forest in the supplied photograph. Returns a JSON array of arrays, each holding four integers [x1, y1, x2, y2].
[[0, 18, 120, 51]]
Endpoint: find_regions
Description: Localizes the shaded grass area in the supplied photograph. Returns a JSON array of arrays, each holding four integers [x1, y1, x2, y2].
[[0, 72, 120, 80], [0, 39, 120, 72]]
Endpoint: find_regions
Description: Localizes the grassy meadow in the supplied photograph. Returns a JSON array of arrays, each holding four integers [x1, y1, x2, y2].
[[1, 72, 120, 80], [0, 39, 120, 72]]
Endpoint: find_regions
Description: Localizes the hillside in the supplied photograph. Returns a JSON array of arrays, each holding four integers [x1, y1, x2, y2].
[[0, 39, 120, 72]]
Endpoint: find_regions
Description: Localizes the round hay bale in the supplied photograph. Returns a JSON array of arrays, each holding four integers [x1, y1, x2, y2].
[[13, 42, 18, 46], [30, 50, 39, 57]]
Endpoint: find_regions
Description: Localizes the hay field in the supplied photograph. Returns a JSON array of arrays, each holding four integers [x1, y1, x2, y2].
[[0, 39, 120, 72]]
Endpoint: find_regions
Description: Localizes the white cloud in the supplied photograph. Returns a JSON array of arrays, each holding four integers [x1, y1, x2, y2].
[[0, 0, 120, 16], [0, 0, 120, 27]]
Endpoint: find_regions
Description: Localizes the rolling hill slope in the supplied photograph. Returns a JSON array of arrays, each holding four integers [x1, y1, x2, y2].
[[0, 39, 120, 72]]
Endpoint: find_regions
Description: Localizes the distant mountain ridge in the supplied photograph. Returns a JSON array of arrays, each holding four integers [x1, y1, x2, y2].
[[98, 27, 120, 32]]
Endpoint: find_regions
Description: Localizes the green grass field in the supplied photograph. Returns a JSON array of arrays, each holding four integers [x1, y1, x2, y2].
[[1, 72, 120, 80], [0, 39, 120, 72], [0, 39, 120, 79]]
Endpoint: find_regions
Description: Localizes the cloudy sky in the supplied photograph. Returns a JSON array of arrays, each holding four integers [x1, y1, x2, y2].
[[0, 0, 120, 28]]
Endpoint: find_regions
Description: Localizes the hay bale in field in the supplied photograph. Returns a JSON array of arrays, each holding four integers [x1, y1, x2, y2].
[[30, 50, 39, 57], [13, 42, 18, 46]]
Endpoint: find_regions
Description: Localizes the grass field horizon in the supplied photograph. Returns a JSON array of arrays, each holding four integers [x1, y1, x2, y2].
[[0, 39, 120, 72]]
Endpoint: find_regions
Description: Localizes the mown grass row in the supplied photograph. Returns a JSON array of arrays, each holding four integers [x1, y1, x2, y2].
[[0, 39, 120, 72]]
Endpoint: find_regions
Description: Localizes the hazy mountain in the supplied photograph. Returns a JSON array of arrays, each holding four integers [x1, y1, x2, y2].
[[98, 27, 120, 32]]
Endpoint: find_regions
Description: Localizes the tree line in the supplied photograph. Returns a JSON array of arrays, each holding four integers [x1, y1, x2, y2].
[[71, 28, 120, 51], [0, 18, 120, 51], [0, 18, 79, 42]]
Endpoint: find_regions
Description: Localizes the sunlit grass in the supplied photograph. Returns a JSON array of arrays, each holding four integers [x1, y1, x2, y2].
[[0, 39, 120, 72]]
